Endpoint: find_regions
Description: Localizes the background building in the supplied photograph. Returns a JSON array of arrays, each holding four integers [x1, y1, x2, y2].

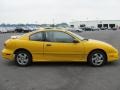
[[70, 20, 120, 29]]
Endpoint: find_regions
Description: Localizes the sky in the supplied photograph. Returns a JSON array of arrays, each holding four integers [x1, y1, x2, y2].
[[0, 0, 120, 24]]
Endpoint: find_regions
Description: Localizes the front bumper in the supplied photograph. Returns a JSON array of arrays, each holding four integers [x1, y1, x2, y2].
[[2, 49, 14, 60], [107, 52, 119, 62]]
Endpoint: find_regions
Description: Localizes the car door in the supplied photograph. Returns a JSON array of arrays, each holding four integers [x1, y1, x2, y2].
[[27, 32, 44, 61], [44, 31, 85, 61]]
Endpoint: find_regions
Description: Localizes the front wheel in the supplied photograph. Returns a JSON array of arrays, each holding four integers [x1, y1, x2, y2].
[[15, 51, 32, 66], [88, 50, 107, 66]]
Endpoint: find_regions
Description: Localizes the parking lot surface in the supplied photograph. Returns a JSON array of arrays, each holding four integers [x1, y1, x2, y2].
[[0, 30, 120, 90]]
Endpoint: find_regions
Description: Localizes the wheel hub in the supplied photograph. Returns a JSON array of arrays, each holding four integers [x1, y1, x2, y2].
[[91, 53, 104, 66], [16, 53, 29, 65]]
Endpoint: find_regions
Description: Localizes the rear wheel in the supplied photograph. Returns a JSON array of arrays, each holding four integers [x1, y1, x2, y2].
[[15, 51, 32, 66], [88, 50, 107, 66]]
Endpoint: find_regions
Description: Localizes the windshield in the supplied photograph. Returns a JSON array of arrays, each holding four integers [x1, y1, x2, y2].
[[68, 31, 85, 40]]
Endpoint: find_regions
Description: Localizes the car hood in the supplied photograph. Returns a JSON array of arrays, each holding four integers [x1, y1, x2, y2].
[[85, 39, 118, 53], [87, 39, 113, 47], [88, 39, 110, 45]]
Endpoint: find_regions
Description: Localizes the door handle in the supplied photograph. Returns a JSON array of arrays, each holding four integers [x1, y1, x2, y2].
[[46, 44, 52, 46]]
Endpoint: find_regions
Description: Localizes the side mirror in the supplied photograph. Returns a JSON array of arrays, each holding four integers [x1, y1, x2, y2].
[[73, 39, 79, 43]]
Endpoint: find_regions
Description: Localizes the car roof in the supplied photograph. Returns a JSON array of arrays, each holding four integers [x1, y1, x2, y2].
[[21, 28, 67, 37], [37, 28, 67, 32]]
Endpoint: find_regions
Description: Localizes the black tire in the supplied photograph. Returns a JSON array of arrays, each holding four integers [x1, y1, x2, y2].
[[87, 50, 107, 67], [15, 51, 32, 66], [76, 30, 79, 32]]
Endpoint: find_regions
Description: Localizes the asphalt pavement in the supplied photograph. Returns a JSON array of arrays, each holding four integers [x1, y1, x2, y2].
[[0, 30, 120, 90]]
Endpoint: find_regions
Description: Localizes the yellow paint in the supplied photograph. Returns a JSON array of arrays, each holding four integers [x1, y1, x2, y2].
[[1, 29, 119, 62]]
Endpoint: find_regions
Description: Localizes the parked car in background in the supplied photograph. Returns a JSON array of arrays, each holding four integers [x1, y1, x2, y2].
[[93, 28, 100, 31], [15, 28, 24, 33], [112, 27, 117, 30], [100, 27, 106, 30], [5, 27, 15, 33], [0, 29, 8, 33], [68, 28, 83, 32], [82, 27, 93, 31], [15, 28, 31, 33], [15, 26, 39, 33], [76, 28, 83, 32]]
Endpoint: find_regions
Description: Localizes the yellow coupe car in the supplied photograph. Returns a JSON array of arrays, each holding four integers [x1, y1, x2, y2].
[[2, 29, 119, 66]]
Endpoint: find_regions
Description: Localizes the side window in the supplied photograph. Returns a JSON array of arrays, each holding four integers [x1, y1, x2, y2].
[[30, 32, 43, 41], [46, 31, 75, 43]]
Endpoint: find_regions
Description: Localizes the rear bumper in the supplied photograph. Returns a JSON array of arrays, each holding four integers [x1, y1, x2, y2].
[[2, 49, 14, 60]]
